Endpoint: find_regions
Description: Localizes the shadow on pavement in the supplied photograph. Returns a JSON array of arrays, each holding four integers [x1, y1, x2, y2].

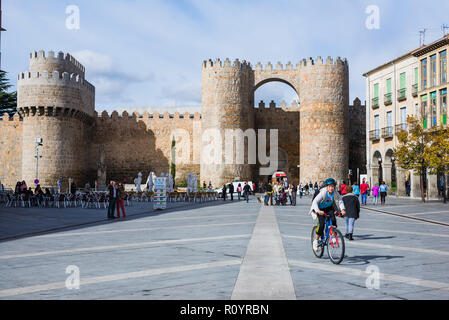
[[354, 234, 396, 241], [343, 254, 404, 265], [0, 200, 244, 243]]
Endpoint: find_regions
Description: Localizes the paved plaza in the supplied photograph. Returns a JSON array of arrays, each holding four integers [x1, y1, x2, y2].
[[0, 196, 449, 300]]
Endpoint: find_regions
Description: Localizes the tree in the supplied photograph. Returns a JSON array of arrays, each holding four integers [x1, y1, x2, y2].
[[425, 125, 449, 202], [0, 70, 17, 116], [394, 116, 434, 202]]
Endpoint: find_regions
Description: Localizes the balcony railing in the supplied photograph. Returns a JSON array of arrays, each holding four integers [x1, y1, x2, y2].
[[369, 129, 380, 141], [397, 88, 406, 101], [381, 126, 394, 139], [412, 84, 418, 97], [384, 93, 392, 106], [372, 97, 379, 109], [395, 123, 407, 135]]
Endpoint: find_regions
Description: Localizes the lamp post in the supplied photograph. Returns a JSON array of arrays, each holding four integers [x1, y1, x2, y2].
[[35, 138, 43, 184]]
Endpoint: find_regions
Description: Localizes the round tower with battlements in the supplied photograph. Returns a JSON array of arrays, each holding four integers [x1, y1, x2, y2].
[[17, 50, 95, 189], [201, 58, 255, 187], [297, 56, 349, 184]]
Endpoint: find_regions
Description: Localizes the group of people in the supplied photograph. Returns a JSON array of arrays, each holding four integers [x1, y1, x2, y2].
[[337, 179, 389, 206], [262, 180, 298, 206], [14, 181, 53, 198], [107, 181, 127, 219], [221, 182, 254, 203]]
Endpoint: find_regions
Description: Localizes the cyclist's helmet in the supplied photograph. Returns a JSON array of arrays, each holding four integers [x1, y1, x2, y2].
[[325, 178, 336, 186]]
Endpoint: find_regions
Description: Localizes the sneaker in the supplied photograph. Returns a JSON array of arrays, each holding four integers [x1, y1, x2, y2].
[[313, 239, 319, 251]]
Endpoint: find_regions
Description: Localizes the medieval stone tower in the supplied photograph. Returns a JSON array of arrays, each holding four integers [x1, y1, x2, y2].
[[17, 51, 95, 188], [201, 56, 350, 187], [201, 59, 255, 187]]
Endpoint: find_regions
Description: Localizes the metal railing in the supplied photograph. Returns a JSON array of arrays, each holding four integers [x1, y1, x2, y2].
[[372, 97, 379, 109], [381, 126, 393, 138], [395, 123, 407, 135], [412, 84, 418, 97], [397, 88, 406, 101], [384, 93, 392, 105], [369, 129, 380, 141]]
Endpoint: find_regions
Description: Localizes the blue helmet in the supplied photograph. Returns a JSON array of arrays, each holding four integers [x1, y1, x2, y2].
[[325, 178, 336, 186]]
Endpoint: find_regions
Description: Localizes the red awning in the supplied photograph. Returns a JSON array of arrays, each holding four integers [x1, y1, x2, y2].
[[273, 172, 287, 178]]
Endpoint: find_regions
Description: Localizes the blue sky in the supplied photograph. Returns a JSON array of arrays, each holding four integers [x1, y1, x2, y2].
[[4, 0, 449, 112]]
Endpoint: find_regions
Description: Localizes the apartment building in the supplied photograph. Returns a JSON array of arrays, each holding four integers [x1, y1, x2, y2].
[[363, 34, 449, 199]]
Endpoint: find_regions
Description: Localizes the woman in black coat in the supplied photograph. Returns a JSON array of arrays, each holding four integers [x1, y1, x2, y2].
[[341, 185, 360, 241]]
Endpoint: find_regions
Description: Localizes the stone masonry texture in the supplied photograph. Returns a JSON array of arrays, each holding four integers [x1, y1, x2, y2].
[[0, 51, 365, 189]]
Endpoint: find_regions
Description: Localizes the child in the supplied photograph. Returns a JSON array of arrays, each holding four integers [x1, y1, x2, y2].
[[342, 185, 360, 241], [372, 183, 380, 205]]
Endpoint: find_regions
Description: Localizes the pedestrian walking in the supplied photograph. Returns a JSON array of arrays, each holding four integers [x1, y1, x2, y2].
[[352, 183, 360, 198], [379, 181, 388, 205], [116, 182, 126, 218], [229, 183, 234, 201], [237, 183, 242, 201], [288, 184, 293, 204], [222, 184, 227, 201], [405, 180, 411, 197], [243, 182, 251, 203], [266, 181, 273, 205], [107, 181, 118, 219], [291, 183, 297, 206], [371, 183, 380, 205], [342, 185, 360, 241], [360, 179, 370, 205]]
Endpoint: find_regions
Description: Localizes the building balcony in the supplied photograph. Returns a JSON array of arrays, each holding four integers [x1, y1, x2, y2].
[[369, 129, 380, 141], [381, 126, 394, 139], [395, 123, 407, 135], [412, 84, 418, 97], [397, 88, 406, 101], [372, 97, 379, 109], [384, 93, 392, 106]]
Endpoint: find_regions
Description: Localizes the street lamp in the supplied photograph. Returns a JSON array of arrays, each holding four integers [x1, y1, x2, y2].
[[35, 138, 43, 184]]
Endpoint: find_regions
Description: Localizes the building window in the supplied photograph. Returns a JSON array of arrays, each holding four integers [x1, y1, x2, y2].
[[441, 50, 447, 84], [430, 91, 437, 127], [386, 111, 392, 136], [421, 94, 428, 128], [400, 107, 407, 130], [421, 58, 428, 90], [431, 54, 437, 87], [441, 88, 447, 125], [385, 78, 392, 105], [372, 83, 379, 108]]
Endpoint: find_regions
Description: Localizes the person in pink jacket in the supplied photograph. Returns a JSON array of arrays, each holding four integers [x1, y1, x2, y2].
[[371, 183, 380, 205]]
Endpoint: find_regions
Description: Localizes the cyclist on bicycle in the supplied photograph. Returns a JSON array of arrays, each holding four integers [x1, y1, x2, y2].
[[309, 178, 346, 251]]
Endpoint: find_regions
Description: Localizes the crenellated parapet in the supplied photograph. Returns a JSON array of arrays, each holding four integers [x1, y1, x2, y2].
[[202, 58, 252, 70], [18, 70, 95, 92], [96, 110, 202, 120], [29, 50, 85, 78], [17, 50, 95, 118]]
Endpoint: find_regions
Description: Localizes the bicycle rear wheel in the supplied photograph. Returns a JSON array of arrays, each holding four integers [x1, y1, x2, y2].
[[311, 226, 324, 258], [327, 229, 345, 264]]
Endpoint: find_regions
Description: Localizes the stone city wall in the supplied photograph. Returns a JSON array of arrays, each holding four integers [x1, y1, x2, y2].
[[0, 114, 23, 189], [91, 111, 202, 186]]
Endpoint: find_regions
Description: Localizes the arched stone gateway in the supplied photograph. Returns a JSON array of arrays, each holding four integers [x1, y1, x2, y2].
[[201, 57, 351, 187]]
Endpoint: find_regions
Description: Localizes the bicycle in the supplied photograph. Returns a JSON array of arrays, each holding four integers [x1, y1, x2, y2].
[[311, 211, 345, 264]]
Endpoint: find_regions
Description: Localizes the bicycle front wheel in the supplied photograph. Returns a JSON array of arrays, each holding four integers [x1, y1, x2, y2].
[[311, 226, 324, 258], [327, 229, 345, 264]]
